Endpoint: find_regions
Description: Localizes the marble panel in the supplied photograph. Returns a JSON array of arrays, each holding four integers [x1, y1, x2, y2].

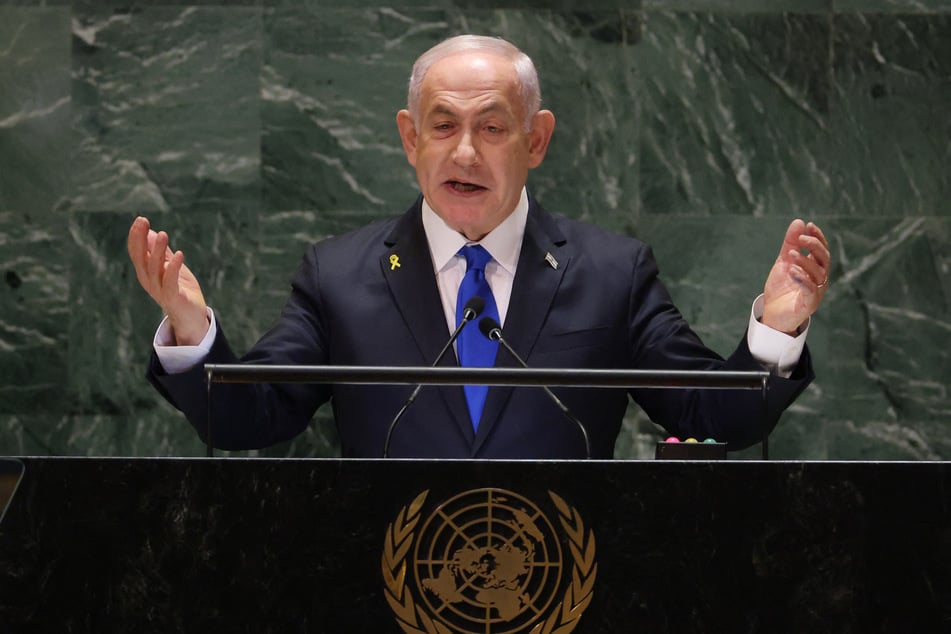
[[0, 410, 207, 457], [259, 0, 635, 8], [645, 0, 831, 9], [261, 9, 641, 227], [0, 8, 71, 212], [0, 211, 70, 417], [0, 414, 69, 455], [824, 12, 951, 216], [812, 217, 951, 460], [515, 10, 642, 230], [637, 11, 835, 217], [834, 0, 951, 11], [69, 6, 262, 213], [69, 0, 259, 7], [0, 0, 71, 8], [447, 0, 640, 10], [260, 7, 428, 218]]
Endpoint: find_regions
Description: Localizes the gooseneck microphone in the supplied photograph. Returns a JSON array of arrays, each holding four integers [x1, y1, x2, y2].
[[382, 296, 485, 457], [478, 317, 592, 459]]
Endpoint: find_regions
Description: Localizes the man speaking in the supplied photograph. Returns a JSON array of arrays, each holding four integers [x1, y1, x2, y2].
[[127, 35, 831, 458]]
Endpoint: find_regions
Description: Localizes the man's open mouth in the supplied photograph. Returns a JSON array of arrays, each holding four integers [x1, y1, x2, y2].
[[447, 180, 486, 193]]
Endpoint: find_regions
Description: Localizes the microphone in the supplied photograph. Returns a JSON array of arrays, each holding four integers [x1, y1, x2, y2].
[[478, 317, 592, 459], [382, 296, 485, 457]]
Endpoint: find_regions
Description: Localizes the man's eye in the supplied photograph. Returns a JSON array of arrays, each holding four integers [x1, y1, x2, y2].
[[485, 126, 502, 134], [434, 123, 453, 131]]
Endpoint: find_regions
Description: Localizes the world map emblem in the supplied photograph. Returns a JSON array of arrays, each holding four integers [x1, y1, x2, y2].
[[382, 488, 597, 634]]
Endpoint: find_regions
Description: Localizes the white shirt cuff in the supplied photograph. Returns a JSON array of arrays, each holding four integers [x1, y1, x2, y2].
[[747, 295, 808, 378], [153, 307, 217, 374]]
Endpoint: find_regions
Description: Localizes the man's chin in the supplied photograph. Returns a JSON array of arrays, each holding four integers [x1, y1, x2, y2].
[[438, 208, 496, 240], [432, 194, 490, 218]]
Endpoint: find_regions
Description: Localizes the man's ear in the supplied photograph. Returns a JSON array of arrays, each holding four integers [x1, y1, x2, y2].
[[527, 110, 556, 169], [396, 110, 418, 168]]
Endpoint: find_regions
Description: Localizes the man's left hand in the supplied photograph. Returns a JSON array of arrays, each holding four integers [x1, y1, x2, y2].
[[762, 219, 831, 335]]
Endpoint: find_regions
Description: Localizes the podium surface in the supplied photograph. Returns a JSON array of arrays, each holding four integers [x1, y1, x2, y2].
[[0, 457, 948, 633]]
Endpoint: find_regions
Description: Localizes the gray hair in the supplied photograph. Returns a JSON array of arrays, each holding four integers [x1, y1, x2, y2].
[[407, 35, 541, 132]]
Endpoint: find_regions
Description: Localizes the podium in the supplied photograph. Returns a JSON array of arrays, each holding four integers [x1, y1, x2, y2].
[[1, 457, 950, 632]]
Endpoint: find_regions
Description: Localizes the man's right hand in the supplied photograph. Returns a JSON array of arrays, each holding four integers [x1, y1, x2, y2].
[[127, 216, 209, 346]]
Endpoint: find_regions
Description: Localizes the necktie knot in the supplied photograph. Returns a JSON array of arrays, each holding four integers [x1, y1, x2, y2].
[[460, 244, 492, 273]]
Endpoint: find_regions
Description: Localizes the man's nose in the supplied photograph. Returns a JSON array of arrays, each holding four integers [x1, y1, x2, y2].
[[452, 131, 478, 167]]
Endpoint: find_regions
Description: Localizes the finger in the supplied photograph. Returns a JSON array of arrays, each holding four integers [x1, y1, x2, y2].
[[801, 224, 831, 281], [781, 218, 807, 252], [145, 228, 175, 262], [148, 230, 170, 294], [127, 216, 148, 260], [790, 248, 826, 287], [806, 221, 829, 250], [799, 233, 831, 270], [128, 217, 152, 288], [162, 250, 185, 304], [811, 229, 831, 285]]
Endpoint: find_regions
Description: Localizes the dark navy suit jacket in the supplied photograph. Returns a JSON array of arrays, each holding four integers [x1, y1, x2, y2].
[[148, 196, 813, 458]]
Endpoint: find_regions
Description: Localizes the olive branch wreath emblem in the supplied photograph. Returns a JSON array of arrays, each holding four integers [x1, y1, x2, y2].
[[381, 490, 597, 634]]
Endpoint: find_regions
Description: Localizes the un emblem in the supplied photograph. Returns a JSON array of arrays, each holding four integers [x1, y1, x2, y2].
[[382, 488, 597, 634]]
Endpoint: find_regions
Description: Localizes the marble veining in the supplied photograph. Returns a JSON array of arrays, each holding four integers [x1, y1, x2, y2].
[[0, 5, 948, 460]]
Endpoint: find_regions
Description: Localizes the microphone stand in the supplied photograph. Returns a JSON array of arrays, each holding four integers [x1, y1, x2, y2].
[[480, 318, 592, 459], [383, 296, 483, 458]]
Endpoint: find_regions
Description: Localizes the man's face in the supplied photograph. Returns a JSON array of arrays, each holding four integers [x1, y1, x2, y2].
[[397, 52, 554, 241]]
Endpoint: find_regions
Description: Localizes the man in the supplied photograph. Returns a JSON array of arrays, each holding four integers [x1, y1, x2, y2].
[[128, 35, 830, 459]]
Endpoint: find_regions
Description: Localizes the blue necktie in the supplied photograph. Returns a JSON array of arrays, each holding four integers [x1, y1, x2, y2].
[[455, 245, 500, 430]]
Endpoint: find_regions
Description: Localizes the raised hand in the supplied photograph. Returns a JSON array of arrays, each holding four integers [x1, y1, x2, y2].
[[127, 216, 209, 346], [762, 219, 831, 336]]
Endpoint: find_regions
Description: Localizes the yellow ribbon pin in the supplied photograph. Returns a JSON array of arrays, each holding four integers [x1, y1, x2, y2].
[[389, 254, 401, 270]]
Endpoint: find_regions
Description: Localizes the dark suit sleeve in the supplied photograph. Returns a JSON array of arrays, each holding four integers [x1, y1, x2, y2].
[[625, 244, 814, 450], [147, 245, 334, 450]]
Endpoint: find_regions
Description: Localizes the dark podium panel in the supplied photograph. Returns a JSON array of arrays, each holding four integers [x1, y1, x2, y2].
[[1, 458, 949, 633]]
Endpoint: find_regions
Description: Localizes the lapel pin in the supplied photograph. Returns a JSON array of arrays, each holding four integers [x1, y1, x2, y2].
[[389, 254, 401, 270], [544, 252, 558, 270]]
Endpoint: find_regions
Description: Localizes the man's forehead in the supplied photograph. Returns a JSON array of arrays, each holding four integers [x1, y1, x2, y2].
[[422, 52, 518, 91], [418, 53, 521, 117], [424, 97, 515, 119]]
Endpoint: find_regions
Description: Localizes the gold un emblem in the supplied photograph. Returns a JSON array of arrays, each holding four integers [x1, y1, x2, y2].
[[382, 488, 597, 634]]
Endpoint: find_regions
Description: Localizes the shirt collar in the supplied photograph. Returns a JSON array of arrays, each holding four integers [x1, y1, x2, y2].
[[421, 188, 528, 275]]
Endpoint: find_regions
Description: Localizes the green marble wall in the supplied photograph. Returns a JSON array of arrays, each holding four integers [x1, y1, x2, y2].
[[1, 1, 948, 460]]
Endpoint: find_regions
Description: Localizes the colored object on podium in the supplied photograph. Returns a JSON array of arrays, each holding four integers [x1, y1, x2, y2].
[[655, 438, 727, 460]]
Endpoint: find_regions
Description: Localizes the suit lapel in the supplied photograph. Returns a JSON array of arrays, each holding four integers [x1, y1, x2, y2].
[[472, 200, 570, 455], [380, 199, 474, 443]]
